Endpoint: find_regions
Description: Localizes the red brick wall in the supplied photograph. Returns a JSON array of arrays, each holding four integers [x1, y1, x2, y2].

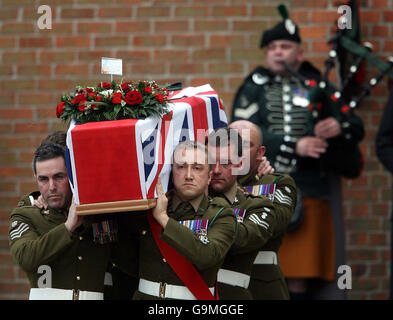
[[0, 0, 391, 300]]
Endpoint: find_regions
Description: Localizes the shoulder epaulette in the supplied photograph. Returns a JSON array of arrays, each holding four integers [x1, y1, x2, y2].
[[209, 196, 230, 208]]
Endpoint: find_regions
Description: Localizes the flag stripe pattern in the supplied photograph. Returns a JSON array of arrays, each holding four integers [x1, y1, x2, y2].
[[66, 85, 227, 205]]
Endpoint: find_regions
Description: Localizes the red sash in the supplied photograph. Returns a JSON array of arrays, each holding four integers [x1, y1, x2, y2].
[[147, 213, 216, 300]]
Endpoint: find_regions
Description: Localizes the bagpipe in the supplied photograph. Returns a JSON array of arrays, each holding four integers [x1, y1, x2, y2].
[[283, 0, 393, 178]]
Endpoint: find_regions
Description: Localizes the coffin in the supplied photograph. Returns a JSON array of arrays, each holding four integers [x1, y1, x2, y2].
[[65, 85, 227, 215]]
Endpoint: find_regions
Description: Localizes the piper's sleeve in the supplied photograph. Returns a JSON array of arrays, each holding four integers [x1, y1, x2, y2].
[[160, 207, 236, 270], [9, 209, 73, 272], [321, 82, 365, 143], [231, 76, 263, 124], [376, 90, 393, 173]]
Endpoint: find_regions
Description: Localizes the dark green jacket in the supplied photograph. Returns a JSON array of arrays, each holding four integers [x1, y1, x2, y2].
[[238, 172, 296, 300], [9, 192, 137, 294], [214, 185, 283, 300], [232, 62, 365, 197], [132, 194, 237, 300]]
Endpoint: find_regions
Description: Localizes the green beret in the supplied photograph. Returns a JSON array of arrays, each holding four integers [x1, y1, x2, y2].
[[260, 4, 301, 48]]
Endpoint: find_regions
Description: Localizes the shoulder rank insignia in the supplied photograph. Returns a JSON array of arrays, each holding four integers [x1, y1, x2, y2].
[[245, 184, 276, 201], [9, 221, 29, 241], [233, 208, 246, 223], [179, 219, 209, 244], [274, 189, 293, 206]]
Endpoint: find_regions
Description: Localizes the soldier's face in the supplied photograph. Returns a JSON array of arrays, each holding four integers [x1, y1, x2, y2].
[[209, 145, 241, 194], [229, 124, 266, 175], [172, 147, 211, 201], [264, 40, 303, 75], [35, 157, 72, 210]]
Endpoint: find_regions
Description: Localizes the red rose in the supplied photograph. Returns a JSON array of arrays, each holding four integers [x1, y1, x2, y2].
[[88, 92, 95, 97], [155, 93, 164, 103], [56, 102, 65, 118], [95, 96, 103, 102], [98, 82, 111, 89], [112, 92, 122, 104], [124, 90, 143, 105], [78, 104, 86, 111], [144, 86, 152, 94], [74, 93, 87, 103], [121, 83, 130, 91], [91, 104, 97, 110], [86, 88, 93, 93]]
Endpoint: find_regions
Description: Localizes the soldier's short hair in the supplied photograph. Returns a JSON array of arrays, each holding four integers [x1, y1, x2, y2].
[[32, 143, 66, 175], [173, 140, 210, 168], [40, 131, 66, 147]]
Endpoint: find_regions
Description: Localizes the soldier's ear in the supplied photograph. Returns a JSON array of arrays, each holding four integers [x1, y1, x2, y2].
[[257, 146, 266, 159], [296, 46, 304, 64], [207, 169, 212, 185]]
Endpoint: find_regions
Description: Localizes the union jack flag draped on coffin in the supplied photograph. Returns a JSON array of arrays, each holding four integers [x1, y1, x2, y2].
[[65, 84, 227, 208]]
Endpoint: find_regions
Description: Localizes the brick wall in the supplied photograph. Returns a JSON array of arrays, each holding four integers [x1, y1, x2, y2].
[[0, 0, 391, 300]]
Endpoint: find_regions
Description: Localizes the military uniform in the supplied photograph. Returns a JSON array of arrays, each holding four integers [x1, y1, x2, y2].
[[231, 62, 364, 197], [232, 62, 364, 298], [130, 193, 236, 300], [236, 172, 296, 299], [9, 191, 137, 300], [209, 180, 291, 300]]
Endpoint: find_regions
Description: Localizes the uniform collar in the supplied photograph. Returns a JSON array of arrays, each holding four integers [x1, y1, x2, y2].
[[238, 169, 260, 187], [171, 192, 205, 213], [223, 182, 238, 205]]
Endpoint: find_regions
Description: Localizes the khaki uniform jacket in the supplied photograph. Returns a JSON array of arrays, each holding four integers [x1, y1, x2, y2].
[[214, 183, 281, 300], [131, 194, 237, 300], [9, 192, 137, 294], [239, 172, 296, 300]]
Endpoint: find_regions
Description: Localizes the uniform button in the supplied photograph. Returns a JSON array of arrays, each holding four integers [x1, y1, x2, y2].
[[284, 104, 292, 111], [163, 258, 166, 263], [141, 230, 147, 235], [79, 236, 83, 241], [76, 276, 81, 281], [283, 95, 291, 102], [78, 256, 83, 261]]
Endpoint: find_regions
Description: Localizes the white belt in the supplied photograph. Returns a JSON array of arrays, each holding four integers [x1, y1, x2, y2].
[[104, 272, 113, 286], [254, 251, 278, 265], [138, 278, 215, 300], [29, 288, 104, 300], [217, 269, 250, 289]]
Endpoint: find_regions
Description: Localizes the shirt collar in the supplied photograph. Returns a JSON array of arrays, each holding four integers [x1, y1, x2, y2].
[[172, 192, 205, 213], [223, 182, 238, 205]]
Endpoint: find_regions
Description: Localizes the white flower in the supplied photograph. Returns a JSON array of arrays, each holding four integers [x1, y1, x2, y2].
[[100, 89, 113, 97]]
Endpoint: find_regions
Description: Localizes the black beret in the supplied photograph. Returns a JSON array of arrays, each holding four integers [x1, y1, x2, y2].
[[260, 20, 301, 48], [260, 4, 301, 48]]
